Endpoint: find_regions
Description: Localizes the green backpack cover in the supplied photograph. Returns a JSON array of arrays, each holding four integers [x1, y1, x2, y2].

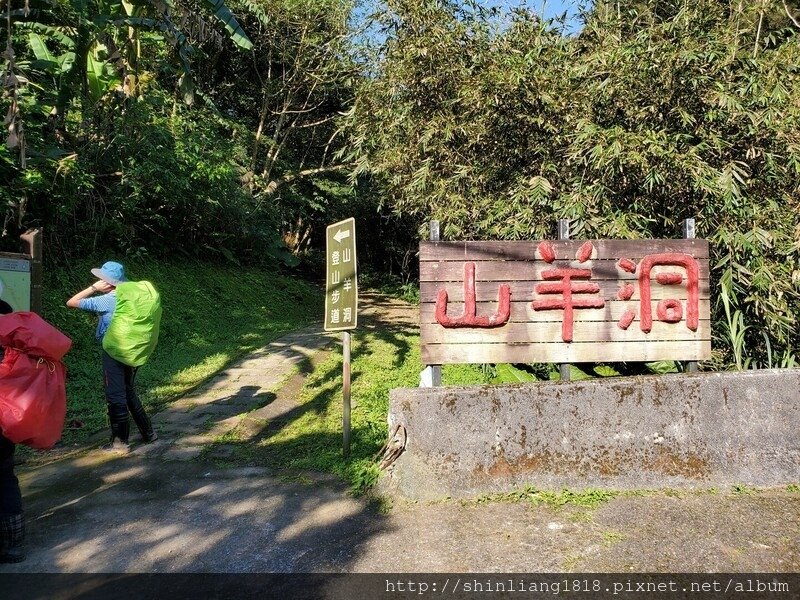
[[102, 281, 162, 367]]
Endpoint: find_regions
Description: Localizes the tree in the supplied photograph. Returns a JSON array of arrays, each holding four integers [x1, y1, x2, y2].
[[347, 0, 800, 366], [3, 0, 251, 130], [192, 0, 359, 254], [0, 0, 261, 258], [0, 0, 361, 267]]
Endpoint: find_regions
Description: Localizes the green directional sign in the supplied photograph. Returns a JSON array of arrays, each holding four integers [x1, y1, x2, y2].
[[325, 218, 358, 331]]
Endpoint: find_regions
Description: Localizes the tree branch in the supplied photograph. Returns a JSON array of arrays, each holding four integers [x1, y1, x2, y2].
[[294, 114, 337, 129], [260, 164, 351, 196], [785, 0, 800, 28]]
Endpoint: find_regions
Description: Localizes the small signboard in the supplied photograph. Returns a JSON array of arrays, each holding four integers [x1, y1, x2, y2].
[[0, 253, 31, 312], [325, 218, 358, 331]]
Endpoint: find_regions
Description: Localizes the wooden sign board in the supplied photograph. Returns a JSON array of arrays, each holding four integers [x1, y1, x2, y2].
[[420, 240, 711, 364], [325, 218, 358, 331]]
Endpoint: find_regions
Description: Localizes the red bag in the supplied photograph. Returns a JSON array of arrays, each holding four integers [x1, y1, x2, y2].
[[0, 312, 72, 449]]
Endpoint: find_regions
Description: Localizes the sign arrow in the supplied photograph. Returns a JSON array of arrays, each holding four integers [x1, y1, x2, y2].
[[333, 229, 350, 243]]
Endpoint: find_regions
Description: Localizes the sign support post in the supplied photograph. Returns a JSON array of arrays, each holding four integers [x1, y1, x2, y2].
[[557, 219, 571, 382], [19, 228, 42, 314], [324, 217, 358, 457], [683, 218, 699, 373], [428, 220, 442, 387], [342, 331, 351, 457]]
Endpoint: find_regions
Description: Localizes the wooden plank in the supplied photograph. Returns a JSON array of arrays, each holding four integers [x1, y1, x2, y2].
[[420, 320, 711, 344], [0, 251, 30, 260], [420, 239, 710, 261], [420, 299, 712, 324], [420, 260, 710, 282], [420, 280, 710, 302], [418, 237, 712, 364], [421, 340, 712, 364]]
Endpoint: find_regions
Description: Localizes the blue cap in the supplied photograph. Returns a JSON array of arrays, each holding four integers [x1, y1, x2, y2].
[[91, 261, 127, 286]]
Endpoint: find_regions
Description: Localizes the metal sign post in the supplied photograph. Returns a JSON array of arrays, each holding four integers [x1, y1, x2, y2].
[[325, 218, 358, 457], [683, 218, 699, 373], [342, 331, 351, 457], [428, 220, 442, 386], [557, 219, 571, 381]]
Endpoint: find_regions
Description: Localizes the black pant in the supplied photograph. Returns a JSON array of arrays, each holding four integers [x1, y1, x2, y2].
[[101, 351, 143, 422], [0, 433, 22, 517]]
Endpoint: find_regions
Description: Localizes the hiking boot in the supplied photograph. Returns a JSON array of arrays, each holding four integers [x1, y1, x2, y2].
[[129, 405, 158, 443], [101, 419, 131, 453], [0, 513, 26, 564], [100, 438, 131, 454]]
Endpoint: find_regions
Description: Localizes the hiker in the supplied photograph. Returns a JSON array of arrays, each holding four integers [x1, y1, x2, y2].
[[66, 261, 158, 451], [0, 300, 24, 563]]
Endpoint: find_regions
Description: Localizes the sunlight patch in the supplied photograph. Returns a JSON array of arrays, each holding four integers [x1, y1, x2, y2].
[[169, 353, 230, 384]]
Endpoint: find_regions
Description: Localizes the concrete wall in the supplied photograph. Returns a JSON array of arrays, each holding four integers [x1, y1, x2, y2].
[[385, 370, 800, 500]]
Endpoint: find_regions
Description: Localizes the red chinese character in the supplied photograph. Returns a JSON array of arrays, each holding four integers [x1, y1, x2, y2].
[[436, 262, 511, 328], [532, 242, 605, 342], [616, 253, 700, 332]]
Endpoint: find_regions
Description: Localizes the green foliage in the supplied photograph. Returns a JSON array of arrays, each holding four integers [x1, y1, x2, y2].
[[442, 362, 494, 386], [86, 49, 120, 104], [350, 462, 381, 495], [203, 0, 370, 266], [493, 363, 537, 383], [2, 82, 294, 262], [719, 276, 752, 369], [643, 361, 679, 375], [1, 0, 359, 268], [360, 272, 421, 303], [732, 484, 762, 495], [204, 0, 253, 50], [348, 0, 800, 368]]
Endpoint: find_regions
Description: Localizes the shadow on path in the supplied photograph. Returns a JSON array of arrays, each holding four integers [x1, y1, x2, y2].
[[5, 455, 391, 572], [1, 293, 410, 573]]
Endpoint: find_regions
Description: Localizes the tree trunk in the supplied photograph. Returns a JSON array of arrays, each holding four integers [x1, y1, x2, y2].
[[56, 21, 92, 126]]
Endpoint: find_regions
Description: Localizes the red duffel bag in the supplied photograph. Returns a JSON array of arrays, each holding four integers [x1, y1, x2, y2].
[[0, 312, 72, 449]]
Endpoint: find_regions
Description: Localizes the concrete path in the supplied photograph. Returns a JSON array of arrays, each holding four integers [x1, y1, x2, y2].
[[138, 324, 339, 464], [1, 293, 799, 573]]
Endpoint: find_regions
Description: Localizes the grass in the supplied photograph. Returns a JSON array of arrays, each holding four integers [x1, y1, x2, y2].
[[39, 256, 322, 446], [460, 484, 791, 511], [217, 297, 492, 494], [471, 485, 621, 508], [194, 280, 696, 494], [732, 484, 763, 495], [601, 531, 626, 546]]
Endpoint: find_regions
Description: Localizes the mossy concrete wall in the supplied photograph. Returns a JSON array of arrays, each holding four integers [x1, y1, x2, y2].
[[385, 369, 800, 500]]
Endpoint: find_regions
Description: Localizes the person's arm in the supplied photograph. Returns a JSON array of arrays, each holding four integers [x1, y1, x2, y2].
[[66, 280, 114, 308]]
